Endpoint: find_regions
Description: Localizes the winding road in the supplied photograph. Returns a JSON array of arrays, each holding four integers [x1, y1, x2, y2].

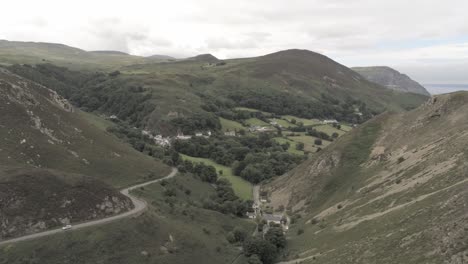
[[0, 168, 178, 246]]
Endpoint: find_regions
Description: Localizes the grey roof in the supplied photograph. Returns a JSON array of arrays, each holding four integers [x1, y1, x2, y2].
[[263, 214, 282, 221]]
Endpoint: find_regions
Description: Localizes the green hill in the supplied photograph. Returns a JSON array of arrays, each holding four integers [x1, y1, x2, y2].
[[0, 66, 253, 264], [3, 44, 428, 137], [0, 67, 170, 187], [264, 92, 468, 264], [0, 40, 166, 70]]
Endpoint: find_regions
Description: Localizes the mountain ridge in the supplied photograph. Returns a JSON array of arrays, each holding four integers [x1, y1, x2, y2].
[[352, 66, 430, 96]]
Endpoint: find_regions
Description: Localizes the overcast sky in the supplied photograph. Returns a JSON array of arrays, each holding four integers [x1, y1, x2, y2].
[[1, 0, 468, 85]]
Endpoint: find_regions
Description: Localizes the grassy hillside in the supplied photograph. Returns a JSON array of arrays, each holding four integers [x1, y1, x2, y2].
[[264, 92, 468, 264], [0, 168, 132, 239], [5, 45, 428, 136], [0, 67, 170, 188], [0, 40, 171, 70], [0, 173, 255, 264], [220, 117, 244, 132]]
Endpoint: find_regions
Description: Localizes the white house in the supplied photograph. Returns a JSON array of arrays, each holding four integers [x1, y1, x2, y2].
[[323, 119, 338, 124], [246, 212, 256, 219], [224, 131, 236, 136], [154, 135, 171, 147], [176, 133, 192, 140]]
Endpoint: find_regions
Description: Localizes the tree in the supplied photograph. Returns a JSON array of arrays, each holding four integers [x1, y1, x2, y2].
[[233, 227, 247, 243], [243, 238, 277, 264], [265, 226, 286, 249], [290, 118, 296, 124], [295, 142, 305, 151], [314, 139, 322, 145], [332, 132, 339, 139], [247, 255, 263, 264]]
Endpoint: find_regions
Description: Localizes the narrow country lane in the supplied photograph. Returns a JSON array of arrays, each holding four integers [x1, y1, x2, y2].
[[0, 168, 178, 246]]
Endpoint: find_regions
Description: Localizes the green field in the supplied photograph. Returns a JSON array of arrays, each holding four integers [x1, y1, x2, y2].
[[288, 135, 330, 153], [270, 118, 297, 128], [282, 115, 322, 126], [234, 107, 271, 116], [219, 117, 245, 132], [180, 154, 253, 200], [340, 124, 353, 132], [245, 118, 271, 127], [315, 124, 346, 136], [273, 137, 304, 155]]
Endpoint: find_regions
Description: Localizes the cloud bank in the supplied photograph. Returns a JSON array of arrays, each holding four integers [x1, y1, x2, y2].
[[1, 0, 467, 83]]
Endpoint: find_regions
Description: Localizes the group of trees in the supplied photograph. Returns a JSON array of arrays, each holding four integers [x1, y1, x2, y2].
[[177, 159, 218, 183], [202, 178, 252, 216], [174, 134, 303, 184], [243, 226, 287, 264], [170, 112, 221, 135], [9, 64, 157, 128], [227, 90, 374, 124], [176, 159, 251, 216], [233, 151, 302, 183]]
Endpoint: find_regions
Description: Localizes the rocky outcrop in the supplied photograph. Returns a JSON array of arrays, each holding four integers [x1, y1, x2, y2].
[[353, 66, 430, 96], [0, 169, 133, 239]]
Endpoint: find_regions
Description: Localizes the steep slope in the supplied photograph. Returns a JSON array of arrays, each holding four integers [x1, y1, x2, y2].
[[113, 49, 428, 133], [219, 50, 428, 112], [0, 173, 255, 264], [0, 67, 255, 264], [353, 66, 430, 96], [0, 67, 170, 186], [2, 45, 429, 140], [0, 67, 173, 243], [0, 168, 132, 239], [265, 92, 468, 264]]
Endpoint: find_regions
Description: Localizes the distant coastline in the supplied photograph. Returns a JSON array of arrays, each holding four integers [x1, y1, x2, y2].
[[423, 84, 468, 95]]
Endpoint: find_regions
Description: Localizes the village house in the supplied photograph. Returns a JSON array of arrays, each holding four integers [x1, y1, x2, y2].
[[224, 130, 236, 136], [322, 119, 338, 124], [176, 133, 192, 140], [246, 212, 256, 219], [154, 135, 171, 147], [250, 126, 275, 133], [263, 214, 283, 225]]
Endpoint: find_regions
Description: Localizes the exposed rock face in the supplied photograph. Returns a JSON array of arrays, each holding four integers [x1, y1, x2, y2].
[[352, 66, 430, 96], [0, 169, 133, 239]]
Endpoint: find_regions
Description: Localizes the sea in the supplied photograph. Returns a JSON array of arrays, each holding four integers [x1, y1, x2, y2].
[[423, 84, 468, 95]]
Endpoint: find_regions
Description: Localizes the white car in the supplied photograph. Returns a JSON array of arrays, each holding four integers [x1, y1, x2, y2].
[[62, 224, 73, 230]]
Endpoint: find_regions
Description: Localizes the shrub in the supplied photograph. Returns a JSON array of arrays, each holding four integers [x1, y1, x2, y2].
[[296, 142, 305, 151]]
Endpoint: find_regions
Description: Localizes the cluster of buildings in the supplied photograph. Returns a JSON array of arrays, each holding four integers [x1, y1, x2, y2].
[[322, 119, 338, 124], [249, 125, 276, 133], [141, 130, 213, 147]]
